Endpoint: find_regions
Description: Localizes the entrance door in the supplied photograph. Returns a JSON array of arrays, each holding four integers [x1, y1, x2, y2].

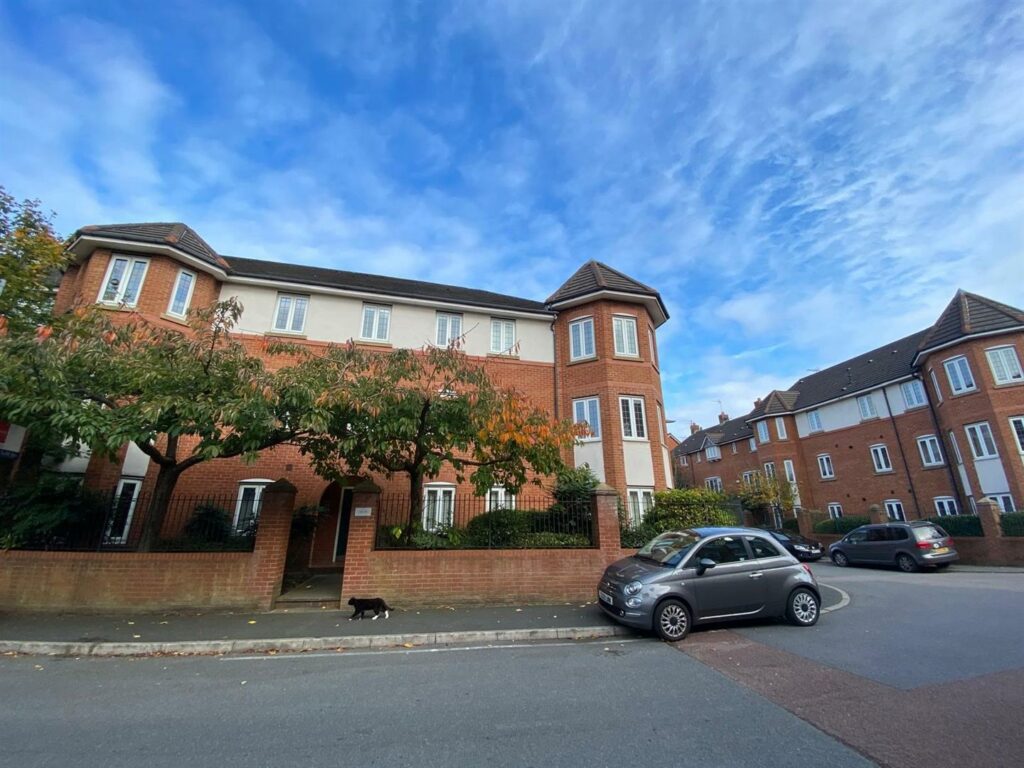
[[334, 488, 354, 562]]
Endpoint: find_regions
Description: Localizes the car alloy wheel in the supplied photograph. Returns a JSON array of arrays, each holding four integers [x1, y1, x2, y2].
[[787, 588, 820, 626], [655, 599, 691, 642], [896, 553, 918, 573], [831, 551, 849, 567]]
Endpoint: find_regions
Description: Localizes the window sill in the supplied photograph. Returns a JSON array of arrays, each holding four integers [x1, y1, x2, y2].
[[622, 437, 650, 443], [96, 303, 138, 313], [903, 404, 928, 412], [993, 380, 1024, 389], [949, 389, 979, 398], [873, 469, 894, 475], [487, 352, 520, 360], [859, 416, 880, 423], [921, 463, 946, 470], [612, 353, 642, 362], [819, 477, 836, 482], [567, 355, 598, 366], [266, 330, 307, 340], [577, 437, 602, 444], [358, 339, 393, 348], [160, 313, 190, 327]]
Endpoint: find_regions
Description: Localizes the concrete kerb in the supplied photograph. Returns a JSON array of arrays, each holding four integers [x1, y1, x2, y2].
[[0, 625, 636, 658]]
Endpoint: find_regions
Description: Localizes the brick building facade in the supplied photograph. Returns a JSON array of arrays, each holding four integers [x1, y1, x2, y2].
[[675, 292, 1024, 523]]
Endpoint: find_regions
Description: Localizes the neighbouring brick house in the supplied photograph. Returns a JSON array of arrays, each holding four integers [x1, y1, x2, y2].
[[674, 291, 1024, 523], [46, 222, 673, 571]]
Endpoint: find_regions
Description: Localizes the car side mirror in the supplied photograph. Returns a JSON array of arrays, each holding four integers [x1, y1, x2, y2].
[[696, 558, 717, 575]]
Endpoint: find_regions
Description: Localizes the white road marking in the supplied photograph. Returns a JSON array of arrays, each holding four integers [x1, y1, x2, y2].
[[820, 583, 850, 613], [218, 637, 645, 662]]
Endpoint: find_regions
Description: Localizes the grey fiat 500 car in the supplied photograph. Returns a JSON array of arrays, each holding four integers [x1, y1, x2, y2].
[[598, 527, 821, 642]]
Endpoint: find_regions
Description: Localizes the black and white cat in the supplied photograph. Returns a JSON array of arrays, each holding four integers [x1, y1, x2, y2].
[[347, 596, 392, 620]]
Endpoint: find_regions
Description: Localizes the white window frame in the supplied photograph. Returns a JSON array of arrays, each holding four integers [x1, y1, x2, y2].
[[97, 255, 149, 307], [948, 431, 964, 465], [991, 494, 1016, 513], [917, 435, 944, 467], [775, 417, 787, 440], [680, 454, 688, 466], [612, 315, 639, 357], [272, 293, 309, 334], [857, 394, 878, 420], [986, 345, 1023, 385], [656, 404, 665, 444], [436, 312, 463, 347], [817, 454, 835, 479], [1010, 416, 1024, 455], [965, 422, 998, 459], [422, 484, 456, 532], [572, 397, 601, 441], [486, 486, 515, 511], [757, 421, 770, 443], [361, 303, 392, 342], [884, 499, 906, 521], [901, 379, 927, 409], [870, 444, 892, 473], [929, 368, 943, 403], [749, 437, 757, 452], [233, 480, 271, 531], [490, 318, 516, 354], [827, 503, 843, 519], [944, 355, 976, 394], [731, 442, 737, 454], [706, 444, 721, 461], [763, 462, 776, 479], [569, 316, 596, 361], [166, 269, 196, 318], [104, 477, 143, 544], [783, 459, 797, 484], [742, 471, 758, 485], [934, 497, 958, 517], [705, 477, 723, 492], [807, 410, 823, 433], [648, 325, 658, 367], [626, 488, 655, 526], [620, 396, 647, 440]]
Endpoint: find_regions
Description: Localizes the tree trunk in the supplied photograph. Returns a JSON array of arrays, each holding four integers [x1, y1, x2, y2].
[[137, 464, 182, 552], [404, 470, 424, 543]]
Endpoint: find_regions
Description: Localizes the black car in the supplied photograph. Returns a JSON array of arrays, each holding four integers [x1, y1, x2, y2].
[[765, 530, 824, 561]]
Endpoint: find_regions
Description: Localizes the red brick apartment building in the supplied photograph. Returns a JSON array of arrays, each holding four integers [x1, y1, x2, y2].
[[36, 222, 674, 569], [674, 292, 1024, 523]]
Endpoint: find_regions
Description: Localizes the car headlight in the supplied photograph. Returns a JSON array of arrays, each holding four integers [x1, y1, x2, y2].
[[794, 544, 810, 551], [625, 597, 642, 608], [623, 581, 643, 596]]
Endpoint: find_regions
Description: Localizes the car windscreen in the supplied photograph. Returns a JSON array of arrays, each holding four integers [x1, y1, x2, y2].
[[635, 531, 702, 567], [913, 525, 947, 541]]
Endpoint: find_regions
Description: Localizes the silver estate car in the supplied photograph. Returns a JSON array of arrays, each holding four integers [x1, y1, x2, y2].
[[598, 527, 822, 642]]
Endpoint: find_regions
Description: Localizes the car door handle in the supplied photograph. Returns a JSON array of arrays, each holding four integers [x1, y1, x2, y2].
[[748, 572, 763, 579]]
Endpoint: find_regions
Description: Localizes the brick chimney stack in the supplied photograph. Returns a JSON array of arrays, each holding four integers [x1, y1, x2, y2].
[[718, 411, 729, 425], [689, 422, 702, 435], [754, 397, 763, 409]]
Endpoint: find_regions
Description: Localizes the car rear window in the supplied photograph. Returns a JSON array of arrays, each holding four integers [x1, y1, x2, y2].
[[913, 525, 946, 541], [747, 536, 784, 558]]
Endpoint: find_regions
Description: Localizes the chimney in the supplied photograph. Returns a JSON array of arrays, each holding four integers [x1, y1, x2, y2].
[[689, 421, 702, 435], [718, 411, 729, 425], [754, 397, 763, 409]]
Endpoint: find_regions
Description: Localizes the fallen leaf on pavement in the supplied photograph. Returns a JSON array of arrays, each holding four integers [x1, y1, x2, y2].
[[402, 643, 414, 648], [132, 634, 141, 639], [247, 620, 257, 624]]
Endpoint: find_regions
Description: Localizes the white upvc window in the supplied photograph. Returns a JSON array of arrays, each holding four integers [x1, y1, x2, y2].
[[422, 484, 455, 531], [490, 318, 516, 354], [783, 459, 797, 484], [764, 462, 776, 479], [680, 454, 688, 466], [705, 477, 723, 492], [986, 346, 1023, 385], [742, 471, 758, 485], [944, 356, 976, 394], [731, 442, 737, 454], [857, 394, 878, 420], [436, 312, 463, 347], [827, 503, 843, 519], [104, 477, 143, 544], [885, 499, 906, 521], [620, 396, 647, 440], [656, 404, 665, 443], [929, 368, 943, 403], [706, 444, 721, 461], [757, 421, 770, 443], [992, 494, 1016, 513], [612, 315, 639, 357], [749, 437, 757, 452], [807, 410, 823, 432], [817, 454, 835, 479], [486, 486, 515, 511], [901, 380, 927, 409], [870, 444, 892, 473], [166, 269, 196, 318], [98, 256, 149, 306], [273, 293, 309, 334], [917, 435, 944, 467], [569, 317, 595, 361], [775, 417, 787, 440], [626, 488, 655, 526], [648, 325, 658, 367], [948, 431, 964, 464], [1010, 417, 1024, 454], [965, 422, 998, 459], [361, 303, 391, 342], [934, 497, 958, 516], [572, 397, 601, 440], [234, 480, 270, 531]]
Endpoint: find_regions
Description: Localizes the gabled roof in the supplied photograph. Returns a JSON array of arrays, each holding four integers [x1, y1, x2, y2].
[[675, 413, 754, 455], [916, 290, 1024, 357], [545, 260, 669, 323], [747, 390, 799, 420], [73, 223, 225, 268], [223, 255, 549, 314]]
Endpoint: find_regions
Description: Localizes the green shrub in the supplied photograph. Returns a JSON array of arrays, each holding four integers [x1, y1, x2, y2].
[[619, 522, 659, 549], [647, 488, 737, 530], [813, 515, 869, 534], [781, 517, 800, 533], [520, 532, 591, 548], [1001, 513, 1024, 537], [923, 515, 982, 537], [464, 508, 531, 547], [552, 465, 599, 507], [184, 504, 232, 542], [0, 476, 109, 549]]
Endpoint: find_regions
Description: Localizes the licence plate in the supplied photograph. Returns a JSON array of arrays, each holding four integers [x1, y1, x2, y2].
[[599, 590, 614, 606], [933, 547, 949, 554]]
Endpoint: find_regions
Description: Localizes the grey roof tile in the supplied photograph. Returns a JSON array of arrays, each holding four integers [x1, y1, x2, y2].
[[546, 260, 659, 304], [917, 290, 1024, 353], [74, 223, 224, 268]]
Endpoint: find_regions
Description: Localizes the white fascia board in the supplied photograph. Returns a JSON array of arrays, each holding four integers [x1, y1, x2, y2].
[[67, 236, 228, 279], [548, 290, 668, 327], [913, 328, 1024, 366]]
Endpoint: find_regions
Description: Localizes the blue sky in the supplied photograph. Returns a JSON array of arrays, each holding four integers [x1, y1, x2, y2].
[[1, 0, 1022, 433]]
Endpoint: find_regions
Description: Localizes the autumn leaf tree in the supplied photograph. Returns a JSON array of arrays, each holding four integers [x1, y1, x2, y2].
[[0, 299, 355, 550], [298, 344, 584, 536]]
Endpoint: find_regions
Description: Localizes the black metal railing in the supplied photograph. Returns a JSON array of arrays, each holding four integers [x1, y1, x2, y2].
[[374, 494, 595, 550], [7, 489, 260, 553]]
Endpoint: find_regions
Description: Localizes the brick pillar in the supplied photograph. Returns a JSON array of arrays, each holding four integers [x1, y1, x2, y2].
[[797, 508, 814, 538], [977, 498, 1003, 539], [869, 504, 887, 524], [338, 480, 381, 605], [251, 478, 296, 610], [592, 483, 622, 552]]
